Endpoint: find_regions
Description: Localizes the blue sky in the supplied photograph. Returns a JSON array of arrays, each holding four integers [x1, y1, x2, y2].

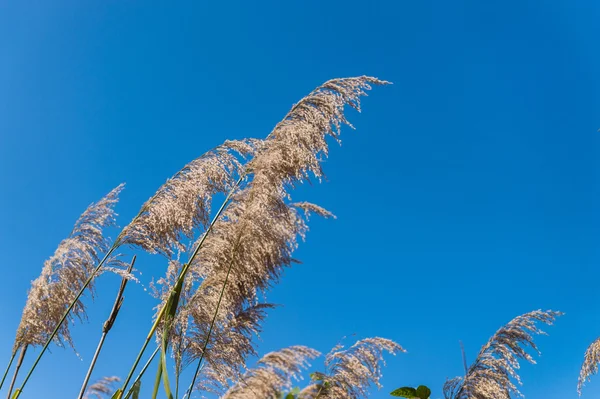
[[1, 1, 599, 398]]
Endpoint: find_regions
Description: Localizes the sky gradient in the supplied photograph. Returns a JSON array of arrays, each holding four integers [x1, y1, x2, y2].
[[1, 1, 599, 398]]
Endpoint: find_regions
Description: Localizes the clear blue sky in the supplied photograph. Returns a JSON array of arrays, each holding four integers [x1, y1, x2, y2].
[[1, 1, 599, 398]]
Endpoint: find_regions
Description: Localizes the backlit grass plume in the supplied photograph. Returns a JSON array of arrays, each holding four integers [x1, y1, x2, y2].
[[443, 310, 562, 399], [299, 337, 404, 398], [221, 346, 320, 399], [118, 140, 258, 257], [578, 337, 600, 395], [109, 77, 390, 398], [177, 77, 386, 395], [14, 184, 124, 351]]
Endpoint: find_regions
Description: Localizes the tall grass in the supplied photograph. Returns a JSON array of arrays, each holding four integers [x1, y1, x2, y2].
[[5, 77, 397, 398], [1, 76, 575, 399]]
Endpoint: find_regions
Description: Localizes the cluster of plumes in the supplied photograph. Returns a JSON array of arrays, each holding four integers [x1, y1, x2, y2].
[[297, 337, 404, 399], [578, 337, 600, 395], [147, 76, 388, 394], [443, 310, 562, 399], [220, 346, 320, 399], [13, 185, 124, 351], [118, 140, 259, 257], [83, 376, 120, 399]]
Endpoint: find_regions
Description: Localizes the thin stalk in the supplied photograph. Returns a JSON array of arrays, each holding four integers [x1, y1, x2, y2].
[[13, 247, 117, 398], [0, 350, 17, 391], [6, 346, 27, 399], [116, 176, 244, 398], [77, 256, 137, 399], [123, 347, 159, 399], [460, 340, 468, 376], [182, 255, 235, 398]]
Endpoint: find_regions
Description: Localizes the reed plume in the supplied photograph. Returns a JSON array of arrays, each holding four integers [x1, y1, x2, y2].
[[578, 337, 600, 395], [299, 337, 404, 398], [13, 184, 124, 352], [443, 310, 562, 399], [176, 76, 387, 395], [118, 140, 258, 257], [115, 76, 389, 397], [221, 346, 320, 399], [84, 376, 120, 399]]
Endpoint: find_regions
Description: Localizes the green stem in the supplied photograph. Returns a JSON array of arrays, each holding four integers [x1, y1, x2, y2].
[[116, 176, 244, 398], [78, 332, 107, 399], [183, 256, 235, 398], [77, 257, 136, 399], [6, 346, 27, 399], [0, 350, 17, 391], [123, 347, 159, 399], [13, 247, 117, 398]]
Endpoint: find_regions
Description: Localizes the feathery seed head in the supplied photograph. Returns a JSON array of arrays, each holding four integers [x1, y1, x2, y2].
[[221, 346, 320, 399], [154, 77, 389, 396], [578, 337, 600, 395], [119, 139, 259, 257], [302, 337, 404, 399], [443, 309, 562, 399], [14, 184, 124, 351]]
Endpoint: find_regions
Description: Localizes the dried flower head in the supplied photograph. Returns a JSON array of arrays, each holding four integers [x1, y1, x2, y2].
[[578, 337, 600, 395], [221, 346, 320, 399], [119, 140, 258, 257], [443, 310, 562, 399], [84, 376, 120, 399], [300, 337, 404, 399], [153, 77, 389, 396], [190, 303, 276, 395], [188, 76, 386, 316], [14, 184, 124, 351]]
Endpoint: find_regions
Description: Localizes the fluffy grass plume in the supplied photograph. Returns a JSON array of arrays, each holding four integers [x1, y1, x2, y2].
[[443, 310, 562, 399], [300, 337, 404, 398], [578, 337, 600, 395], [144, 77, 389, 395], [14, 184, 124, 351], [118, 140, 258, 257], [221, 346, 320, 399]]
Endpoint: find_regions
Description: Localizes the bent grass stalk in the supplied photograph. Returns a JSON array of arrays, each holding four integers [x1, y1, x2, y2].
[[77, 256, 137, 399], [114, 176, 245, 398], [123, 346, 159, 399], [6, 347, 26, 399], [0, 350, 17, 391], [183, 244, 238, 398]]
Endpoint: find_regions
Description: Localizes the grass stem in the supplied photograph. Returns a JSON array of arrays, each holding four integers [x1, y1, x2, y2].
[[115, 176, 244, 398], [0, 350, 17, 392], [6, 346, 27, 399], [77, 256, 136, 399]]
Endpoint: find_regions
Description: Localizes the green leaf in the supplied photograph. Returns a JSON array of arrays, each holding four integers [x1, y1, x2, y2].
[[151, 357, 163, 399], [110, 388, 122, 399], [390, 387, 418, 398], [131, 380, 142, 399], [416, 385, 431, 399], [151, 275, 183, 399], [160, 342, 174, 399], [11, 389, 21, 399]]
